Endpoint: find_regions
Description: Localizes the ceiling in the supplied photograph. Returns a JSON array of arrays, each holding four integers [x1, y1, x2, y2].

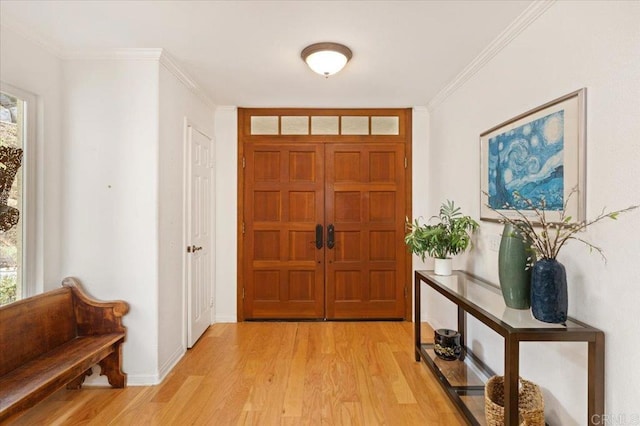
[[0, 1, 533, 108]]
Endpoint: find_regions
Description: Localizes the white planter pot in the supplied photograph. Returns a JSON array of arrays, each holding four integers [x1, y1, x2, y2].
[[434, 258, 452, 276]]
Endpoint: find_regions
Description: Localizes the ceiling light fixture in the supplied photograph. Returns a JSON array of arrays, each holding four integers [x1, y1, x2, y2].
[[301, 42, 352, 77]]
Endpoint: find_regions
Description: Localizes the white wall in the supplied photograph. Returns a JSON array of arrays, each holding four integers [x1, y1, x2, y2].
[[157, 63, 215, 376], [410, 107, 436, 320], [61, 58, 160, 384], [213, 107, 238, 322], [0, 24, 63, 291], [424, 2, 640, 424], [1, 31, 217, 383]]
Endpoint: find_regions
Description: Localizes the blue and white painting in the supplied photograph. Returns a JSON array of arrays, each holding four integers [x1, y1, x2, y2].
[[488, 111, 565, 211]]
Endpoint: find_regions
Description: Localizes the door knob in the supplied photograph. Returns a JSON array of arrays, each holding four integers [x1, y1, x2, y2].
[[187, 245, 203, 253], [327, 224, 335, 249], [315, 224, 324, 249]]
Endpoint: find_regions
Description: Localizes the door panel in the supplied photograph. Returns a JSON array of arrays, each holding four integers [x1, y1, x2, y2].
[[244, 142, 406, 319], [325, 144, 406, 319], [187, 126, 213, 347], [244, 143, 325, 319]]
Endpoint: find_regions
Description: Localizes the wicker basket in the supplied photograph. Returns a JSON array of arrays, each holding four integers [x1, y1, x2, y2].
[[485, 376, 545, 426]]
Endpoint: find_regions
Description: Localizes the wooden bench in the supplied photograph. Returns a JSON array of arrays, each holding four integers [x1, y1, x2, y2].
[[0, 277, 129, 421]]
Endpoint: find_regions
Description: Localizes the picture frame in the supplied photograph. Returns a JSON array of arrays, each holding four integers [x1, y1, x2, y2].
[[480, 88, 586, 223]]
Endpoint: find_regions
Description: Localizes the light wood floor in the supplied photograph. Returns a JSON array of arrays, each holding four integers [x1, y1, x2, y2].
[[7, 322, 466, 425]]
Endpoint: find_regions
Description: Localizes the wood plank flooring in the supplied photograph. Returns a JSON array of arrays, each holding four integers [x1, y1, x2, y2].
[[6, 322, 466, 425]]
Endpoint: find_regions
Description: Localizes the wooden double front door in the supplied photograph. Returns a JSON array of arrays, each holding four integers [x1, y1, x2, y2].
[[239, 109, 411, 320]]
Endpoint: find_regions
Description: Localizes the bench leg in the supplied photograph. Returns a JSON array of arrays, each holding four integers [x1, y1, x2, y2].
[[98, 348, 127, 388], [67, 368, 93, 390]]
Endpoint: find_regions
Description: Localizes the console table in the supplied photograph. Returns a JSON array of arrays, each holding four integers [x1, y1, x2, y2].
[[414, 270, 604, 425]]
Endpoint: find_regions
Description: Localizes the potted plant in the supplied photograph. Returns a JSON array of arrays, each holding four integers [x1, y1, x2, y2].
[[488, 189, 638, 323], [405, 200, 479, 275]]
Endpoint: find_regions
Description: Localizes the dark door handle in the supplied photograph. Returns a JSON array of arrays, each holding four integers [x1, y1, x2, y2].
[[315, 224, 323, 249], [327, 224, 335, 249]]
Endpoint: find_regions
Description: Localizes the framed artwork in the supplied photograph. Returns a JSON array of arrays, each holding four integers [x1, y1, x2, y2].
[[480, 88, 586, 223]]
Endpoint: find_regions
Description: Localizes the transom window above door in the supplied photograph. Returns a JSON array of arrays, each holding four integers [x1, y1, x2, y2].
[[246, 111, 403, 137]]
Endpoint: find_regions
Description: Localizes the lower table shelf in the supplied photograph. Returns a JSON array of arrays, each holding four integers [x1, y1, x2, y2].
[[418, 343, 494, 425], [415, 270, 605, 425]]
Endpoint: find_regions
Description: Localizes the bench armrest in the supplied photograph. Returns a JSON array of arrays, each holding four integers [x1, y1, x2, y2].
[[62, 277, 129, 336]]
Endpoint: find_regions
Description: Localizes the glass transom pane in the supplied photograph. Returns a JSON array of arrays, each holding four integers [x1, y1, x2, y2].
[[371, 116, 399, 135], [251, 116, 279, 135], [311, 116, 339, 135], [341, 116, 369, 135], [281, 116, 309, 135]]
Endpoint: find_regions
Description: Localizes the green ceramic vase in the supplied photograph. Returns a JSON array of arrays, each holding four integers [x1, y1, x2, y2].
[[498, 223, 532, 309]]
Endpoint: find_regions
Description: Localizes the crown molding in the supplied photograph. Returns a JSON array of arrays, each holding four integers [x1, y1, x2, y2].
[[157, 50, 216, 110], [62, 48, 163, 61], [427, 0, 556, 111], [158, 51, 195, 90], [0, 12, 215, 109], [0, 13, 65, 58], [63, 48, 216, 109]]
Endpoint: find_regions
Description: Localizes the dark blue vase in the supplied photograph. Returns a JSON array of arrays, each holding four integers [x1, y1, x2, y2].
[[531, 259, 568, 323]]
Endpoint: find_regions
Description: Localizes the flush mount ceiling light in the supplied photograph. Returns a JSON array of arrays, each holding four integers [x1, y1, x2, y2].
[[301, 42, 352, 77]]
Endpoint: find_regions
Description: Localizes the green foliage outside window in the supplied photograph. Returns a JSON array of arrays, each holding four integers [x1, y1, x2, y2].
[[0, 275, 17, 305], [1, 92, 20, 306]]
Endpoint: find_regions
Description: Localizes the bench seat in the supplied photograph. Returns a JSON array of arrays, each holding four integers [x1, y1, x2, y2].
[[0, 333, 125, 416], [0, 278, 128, 421]]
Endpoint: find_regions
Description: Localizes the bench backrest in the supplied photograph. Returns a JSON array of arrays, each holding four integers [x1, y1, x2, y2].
[[0, 288, 77, 376]]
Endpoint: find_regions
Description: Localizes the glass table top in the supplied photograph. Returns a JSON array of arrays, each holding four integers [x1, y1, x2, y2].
[[417, 270, 589, 330]]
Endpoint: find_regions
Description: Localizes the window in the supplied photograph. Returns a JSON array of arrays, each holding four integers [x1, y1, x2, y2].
[[0, 85, 34, 306]]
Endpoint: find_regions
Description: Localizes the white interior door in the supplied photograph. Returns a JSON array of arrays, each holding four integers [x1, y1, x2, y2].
[[186, 124, 214, 348]]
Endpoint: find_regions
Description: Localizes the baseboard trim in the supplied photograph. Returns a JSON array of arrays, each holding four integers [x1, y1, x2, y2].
[[126, 374, 162, 386], [214, 315, 237, 323], [157, 344, 186, 383]]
